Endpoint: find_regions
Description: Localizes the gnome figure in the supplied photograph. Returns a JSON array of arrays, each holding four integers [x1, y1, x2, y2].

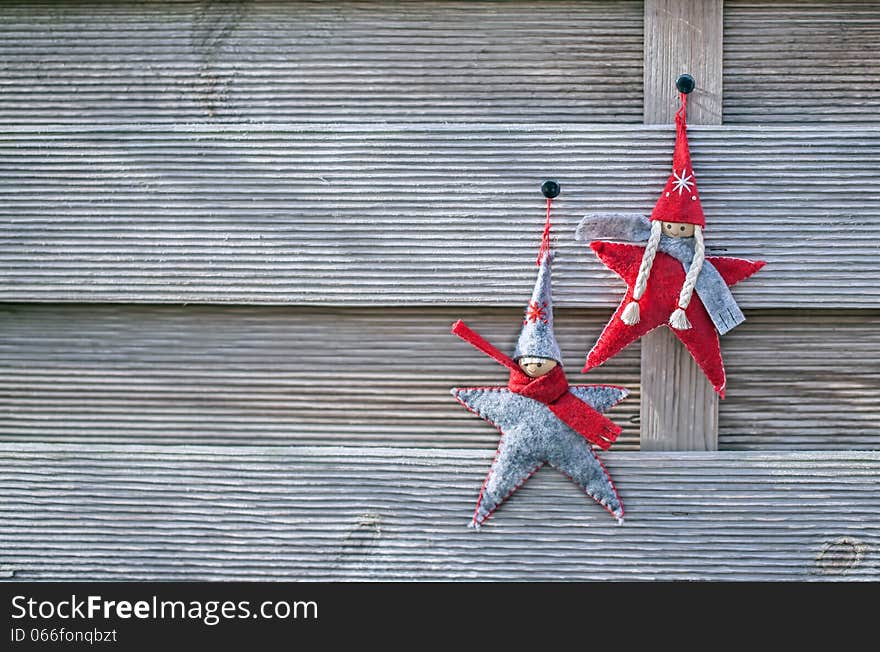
[[576, 78, 765, 396], [450, 182, 629, 527]]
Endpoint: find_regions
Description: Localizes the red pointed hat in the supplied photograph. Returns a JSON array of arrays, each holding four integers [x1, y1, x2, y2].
[[650, 93, 705, 227]]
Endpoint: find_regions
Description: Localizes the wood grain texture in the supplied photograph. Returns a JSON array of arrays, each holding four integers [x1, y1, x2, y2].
[[644, 0, 723, 124], [1, 443, 877, 580], [0, 304, 876, 450], [0, 304, 641, 449], [724, 1, 880, 124], [640, 329, 718, 450], [1, 0, 876, 585], [1, 124, 878, 307], [641, 0, 722, 450], [0, 0, 644, 125], [720, 310, 880, 450]]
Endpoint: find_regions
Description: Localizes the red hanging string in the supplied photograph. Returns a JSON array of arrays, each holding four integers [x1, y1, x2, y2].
[[536, 196, 552, 266], [675, 90, 688, 126]]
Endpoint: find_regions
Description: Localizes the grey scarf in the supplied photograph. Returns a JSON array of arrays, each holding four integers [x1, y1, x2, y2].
[[576, 213, 744, 335]]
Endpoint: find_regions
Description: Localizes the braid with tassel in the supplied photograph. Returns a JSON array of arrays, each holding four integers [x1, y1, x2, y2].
[[620, 220, 662, 325]]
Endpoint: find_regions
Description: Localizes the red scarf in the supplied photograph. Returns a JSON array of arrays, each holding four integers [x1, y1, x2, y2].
[[507, 364, 568, 402], [508, 365, 619, 450], [452, 320, 620, 450]]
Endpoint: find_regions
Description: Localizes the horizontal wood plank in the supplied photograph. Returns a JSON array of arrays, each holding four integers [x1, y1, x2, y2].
[[724, 1, 880, 124], [0, 0, 643, 125], [720, 311, 880, 449], [1, 444, 877, 580], [1, 124, 879, 307], [0, 304, 641, 449], [1, 304, 876, 450]]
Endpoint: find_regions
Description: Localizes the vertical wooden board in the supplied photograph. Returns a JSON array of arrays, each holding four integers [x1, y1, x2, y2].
[[644, 0, 723, 124], [640, 0, 723, 450], [640, 329, 718, 450]]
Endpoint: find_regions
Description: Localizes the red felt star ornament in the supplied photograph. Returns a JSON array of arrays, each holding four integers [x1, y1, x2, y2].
[[584, 241, 765, 398]]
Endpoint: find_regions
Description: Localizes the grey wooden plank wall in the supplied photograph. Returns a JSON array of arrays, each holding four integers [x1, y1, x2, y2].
[[725, 1, 880, 123], [1, 125, 879, 306], [1, 304, 877, 450], [1, 0, 878, 580], [0, 0, 644, 124], [2, 445, 878, 580]]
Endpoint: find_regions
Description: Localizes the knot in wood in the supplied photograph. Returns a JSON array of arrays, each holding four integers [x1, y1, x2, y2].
[[815, 537, 865, 575]]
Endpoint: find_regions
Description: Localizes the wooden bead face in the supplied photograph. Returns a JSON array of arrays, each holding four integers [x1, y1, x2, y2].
[[663, 221, 695, 238], [517, 357, 558, 378]]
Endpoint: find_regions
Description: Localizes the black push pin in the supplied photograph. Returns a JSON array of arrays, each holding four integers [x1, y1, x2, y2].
[[541, 180, 560, 199], [676, 74, 696, 94]]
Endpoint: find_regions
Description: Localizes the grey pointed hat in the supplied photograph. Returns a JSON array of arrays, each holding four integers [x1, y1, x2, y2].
[[514, 251, 563, 364]]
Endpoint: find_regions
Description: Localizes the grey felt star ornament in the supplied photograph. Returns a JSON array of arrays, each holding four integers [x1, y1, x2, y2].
[[451, 241, 628, 528], [452, 381, 628, 527]]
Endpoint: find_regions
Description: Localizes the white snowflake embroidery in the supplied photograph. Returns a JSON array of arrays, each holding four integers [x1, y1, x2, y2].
[[671, 168, 694, 195]]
